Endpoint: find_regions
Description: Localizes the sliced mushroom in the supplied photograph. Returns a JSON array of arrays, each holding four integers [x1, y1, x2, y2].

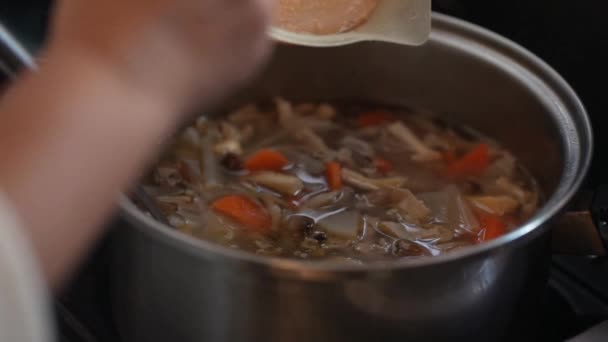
[[341, 168, 406, 191], [387, 121, 441, 162], [302, 190, 341, 209], [468, 195, 520, 216], [260, 194, 282, 231], [276, 97, 296, 128], [246, 171, 304, 196], [295, 128, 332, 156]]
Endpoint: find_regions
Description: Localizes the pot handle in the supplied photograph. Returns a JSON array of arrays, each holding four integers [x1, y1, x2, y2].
[[552, 185, 608, 256]]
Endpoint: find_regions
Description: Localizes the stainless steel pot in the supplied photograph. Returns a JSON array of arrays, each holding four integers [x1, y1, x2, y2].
[[0, 13, 595, 342], [110, 13, 593, 342]]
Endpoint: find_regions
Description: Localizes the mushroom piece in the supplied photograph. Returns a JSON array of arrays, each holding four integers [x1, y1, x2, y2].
[[341, 168, 406, 191], [276, 97, 296, 128], [246, 171, 304, 196], [467, 195, 520, 216], [260, 194, 282, 231], [294, 128, 332, 156], [213, 140, 242, 157], [387, 121, 441, 162], [212, 121, 244, 157], [302, 190, 341, 209]]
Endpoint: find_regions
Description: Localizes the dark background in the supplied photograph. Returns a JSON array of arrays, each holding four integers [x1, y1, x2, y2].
[[1, 0, 606, 184]]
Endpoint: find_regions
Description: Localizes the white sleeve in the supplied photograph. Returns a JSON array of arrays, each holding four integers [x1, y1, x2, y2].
[[0, 193, 54, 342]]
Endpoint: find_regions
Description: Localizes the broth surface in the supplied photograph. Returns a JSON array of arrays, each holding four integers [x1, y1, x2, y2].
[[139, 99, 540, 264]]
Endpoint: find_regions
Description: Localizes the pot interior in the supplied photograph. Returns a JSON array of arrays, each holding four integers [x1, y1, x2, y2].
[[215, 19, 590, 203], [132, 15, 591, 264]]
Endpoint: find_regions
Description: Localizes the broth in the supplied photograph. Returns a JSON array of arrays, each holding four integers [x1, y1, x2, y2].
[[139, 99, 540, 264]]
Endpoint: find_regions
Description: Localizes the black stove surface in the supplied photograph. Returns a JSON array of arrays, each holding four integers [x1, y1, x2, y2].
[[1, 1, 608, 341]]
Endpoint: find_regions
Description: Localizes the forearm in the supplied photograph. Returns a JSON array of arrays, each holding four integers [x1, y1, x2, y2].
[[0, 48, 178, 287]]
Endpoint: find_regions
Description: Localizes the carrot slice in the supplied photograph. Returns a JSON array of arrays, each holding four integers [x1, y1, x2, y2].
[[357, 110, 394, 127], [244, 149, 290, 172], [446, 144, 490, 178], [374, 157, 393, 174], [325, 162, 342, 190], [211, 195, 271, 232], [478, 214, 506, 242]]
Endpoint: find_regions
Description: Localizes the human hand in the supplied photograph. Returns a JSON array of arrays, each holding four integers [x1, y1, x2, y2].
[[47, 0, 274, 111]]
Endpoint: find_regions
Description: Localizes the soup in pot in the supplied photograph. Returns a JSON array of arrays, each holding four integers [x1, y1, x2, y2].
[[138, 99, 540, 263]]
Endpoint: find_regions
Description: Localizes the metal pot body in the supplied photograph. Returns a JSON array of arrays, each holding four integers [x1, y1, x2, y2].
[[111, 14, 592, 342]]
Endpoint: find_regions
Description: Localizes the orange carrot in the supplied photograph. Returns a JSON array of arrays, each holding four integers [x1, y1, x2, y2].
[[244, 149, 290, 172], [446, 144, 490, 178], [325, 162, 342, 190], [211, 195, 271, 232], [478, 214, 506, 242], [357, 110, 394, 127], [374, 157, 393, 174]]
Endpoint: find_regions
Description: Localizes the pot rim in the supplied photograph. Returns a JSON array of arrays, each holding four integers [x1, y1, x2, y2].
[[118, 12, 593, 275]]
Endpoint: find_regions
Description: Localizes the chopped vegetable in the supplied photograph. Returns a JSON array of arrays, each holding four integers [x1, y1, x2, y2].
[[341, 168, 406, 191], [374, 157, 393, 174], [478, 214, 506, 241], [144, 99, 541, 262], [325, 162, 343, 190], [395, 189, 431, 221], [357, 110, 394, 127], [468, 195, 519, 216], [211, 195, 271, 232], [245, 149, 290, 171], [387, 121, 441, 162], [246, 171, 304, 196], [317, 210, 361, 239], [295, 128, 331, 156], [446, 144, 490, 178]]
